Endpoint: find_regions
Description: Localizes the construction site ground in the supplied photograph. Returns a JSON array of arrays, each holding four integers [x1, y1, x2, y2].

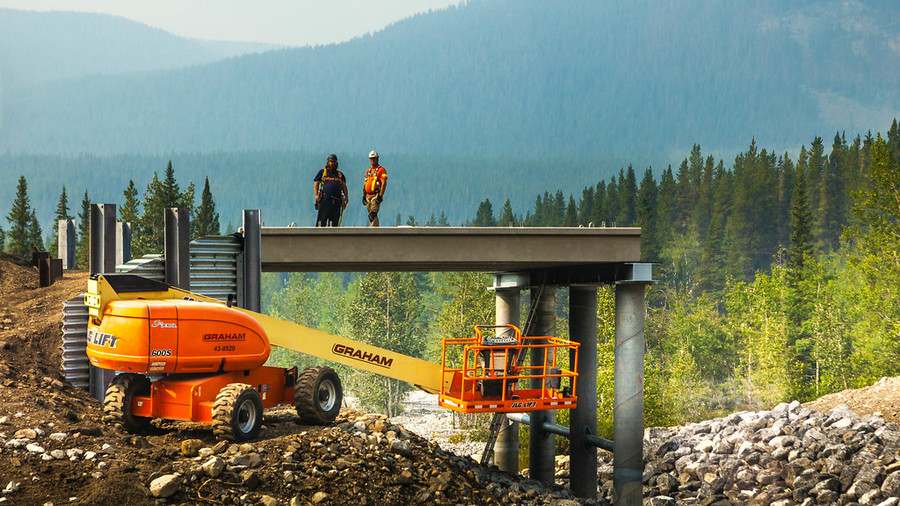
[[2, 252, 899, 505]]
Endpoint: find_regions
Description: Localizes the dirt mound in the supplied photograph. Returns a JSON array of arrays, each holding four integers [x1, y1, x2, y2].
[[803, 376, 900, 424]]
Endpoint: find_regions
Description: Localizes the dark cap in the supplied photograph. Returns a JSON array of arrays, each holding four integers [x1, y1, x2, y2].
[[327, 153, 338, 163]]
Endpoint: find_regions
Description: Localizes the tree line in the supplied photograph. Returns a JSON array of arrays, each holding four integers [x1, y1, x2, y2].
[[2, 160, 220, 264]]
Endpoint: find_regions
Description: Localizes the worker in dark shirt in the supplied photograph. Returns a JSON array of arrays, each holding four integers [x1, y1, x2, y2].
[[313, 154, 349, 227]]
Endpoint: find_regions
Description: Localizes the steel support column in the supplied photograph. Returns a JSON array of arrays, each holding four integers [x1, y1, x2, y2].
[[164, 208, 191, 289], [494, 287, 521, 474], [529, 287, 556, 486], [242, 210, 262, 312], [116, 222, 131, 267], [89, 204, 116, 275], [570, 286, 599, 500], [613, 282, 646, 505]]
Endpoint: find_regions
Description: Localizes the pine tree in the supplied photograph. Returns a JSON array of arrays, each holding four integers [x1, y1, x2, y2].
[[819, 133, 846, 251], [655, 166, 677, 245], [806, 136, 826, 231], [437, 212, 450, 227], [635, 168, 659, 260], [590, 180, 606, 226], [564, 195, 578, 227], [786, 159, 816, 398], [577, 186, 594, 226], [616, 165, 637, 226], [50, 185, 72, 254], [497, 199, 516, 227], [5, 176, 35, 259], [472, 199, 496, 227], [28, 209, 43, 252], [76, 191, 91, 269], [120, 180, 140, 226], [193, 177, 220, 237], [135, 161, 190, 256]]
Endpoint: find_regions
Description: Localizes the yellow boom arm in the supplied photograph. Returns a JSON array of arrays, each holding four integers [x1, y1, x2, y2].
[[85, 274, 443, 393]]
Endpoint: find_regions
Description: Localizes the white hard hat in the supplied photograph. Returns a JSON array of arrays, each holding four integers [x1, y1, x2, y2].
[[368, 150, 378, 158]]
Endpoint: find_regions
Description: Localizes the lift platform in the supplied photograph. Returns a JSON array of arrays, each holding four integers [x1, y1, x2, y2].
[[438, 325, 578, 413]]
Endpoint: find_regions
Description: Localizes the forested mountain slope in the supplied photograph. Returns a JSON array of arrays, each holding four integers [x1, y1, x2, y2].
[[3, 0, 898, 158], [0, 8, 269, 93]]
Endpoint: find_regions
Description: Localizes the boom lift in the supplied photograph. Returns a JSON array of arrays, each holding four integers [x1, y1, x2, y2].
[[85, 274, 578, 441]]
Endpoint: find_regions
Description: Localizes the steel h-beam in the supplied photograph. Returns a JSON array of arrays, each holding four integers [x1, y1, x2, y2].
[[89, 204, 116, 275], [242, 210, 262, 312], [494, 287, 521, 473], [570, 286, 599, 500], [164, 208, 191, 289], [529, 288, 557, 486]]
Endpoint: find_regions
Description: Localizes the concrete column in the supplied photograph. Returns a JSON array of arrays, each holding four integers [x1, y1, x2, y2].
[[116, 222, 131, 267], [242, 210, 262, 312], [495, 287, 520, 474], [529, 287, 556, 486], [58, 219, 76, 269], [570, 286, 599, 500], [613, 282, 646, 505]]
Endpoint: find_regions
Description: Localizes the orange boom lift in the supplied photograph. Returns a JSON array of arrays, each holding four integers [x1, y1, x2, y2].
[[85, 274, 578, 440]]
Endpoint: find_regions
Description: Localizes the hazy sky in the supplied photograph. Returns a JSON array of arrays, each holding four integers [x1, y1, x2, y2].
[[0, 0, 464, 46]]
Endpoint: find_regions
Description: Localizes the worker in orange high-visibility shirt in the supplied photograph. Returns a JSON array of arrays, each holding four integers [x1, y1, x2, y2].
[[361, 150, 388, 227]]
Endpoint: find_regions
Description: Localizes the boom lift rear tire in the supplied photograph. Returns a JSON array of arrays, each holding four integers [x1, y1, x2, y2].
[[103, 373, 152, 432], [295, 365, 343, 425], [212, 383, 263, 441]]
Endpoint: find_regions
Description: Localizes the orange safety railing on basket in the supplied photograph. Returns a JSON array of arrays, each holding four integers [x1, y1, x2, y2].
[[438, 324, 579, 413]]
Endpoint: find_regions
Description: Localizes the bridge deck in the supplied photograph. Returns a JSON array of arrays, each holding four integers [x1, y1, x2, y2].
[[259, 226, 641, 272]]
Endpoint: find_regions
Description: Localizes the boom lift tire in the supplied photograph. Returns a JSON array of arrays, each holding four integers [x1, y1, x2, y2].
[[212, 383, 263, 441], [103, 373, 152, 432], [294, 365, 343, 425]]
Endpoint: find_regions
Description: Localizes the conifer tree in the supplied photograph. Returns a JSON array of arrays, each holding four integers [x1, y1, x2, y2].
[[806, 136, 826, 231], [28, 209, 43, 252], [696, 215, 726, 293], [564, 195, 578, 227], [50, 185, 72, 254], [786, 159, 816, 398], [437, 212, 450, 227], [76, 190, 91, 268], [655, 166, 677, 245], [193, 177, 220, 237], [5, 176, 36, 259], [472, 199, 496, 227], [497, 199, 516, 227], [120, 180, 140, 226], [819, 133, 846, 251], [578, 186, 594, 226], [590, 180, 606, 226], [616, 166, 637, 226], [135, 161, 191, 256], [635, 168, 659, 260]]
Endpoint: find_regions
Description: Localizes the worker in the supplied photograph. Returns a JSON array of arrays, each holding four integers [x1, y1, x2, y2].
[[361, 150, 388, 227], [314, 153, 349, 227]]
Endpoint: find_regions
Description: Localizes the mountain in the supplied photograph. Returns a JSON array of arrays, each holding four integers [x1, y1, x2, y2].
[[2, 0, 898, 160], [0, 8, 281, 92]]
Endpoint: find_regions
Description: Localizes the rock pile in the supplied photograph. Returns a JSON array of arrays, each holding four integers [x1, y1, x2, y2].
[[590, 401, 900, 505]]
